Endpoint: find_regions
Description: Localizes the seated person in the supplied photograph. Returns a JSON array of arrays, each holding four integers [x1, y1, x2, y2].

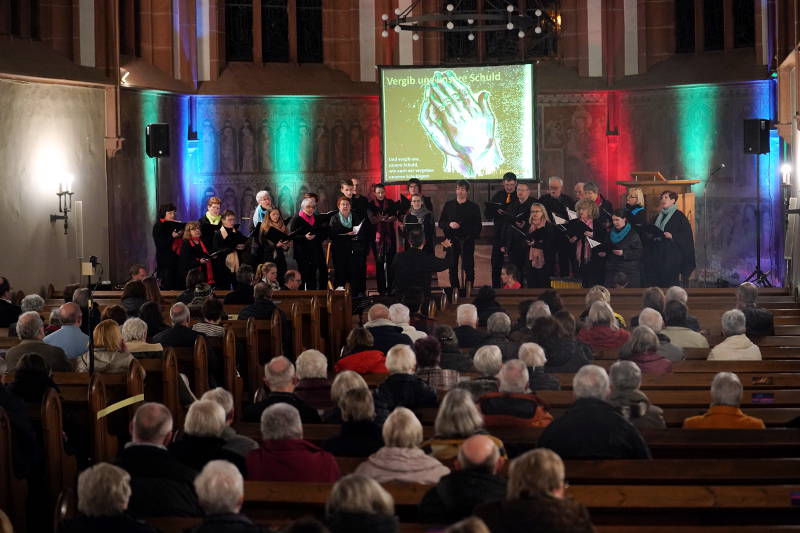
[[0, 276, 21, 328], [579, 286, 626, 329], [177, 270, 203, 304], [7, 353, 60, 404], [191, 460, 265, 533], [139, 301, 168, 341], [355, 407, 450, 484], [537, 365, 651, 459], [518, 342, 560, 391], [243, 356, 322, 423], [43, 302, 89, 359], [661, 300, 709, 349], [56, 463, 158, 533], [192, 297, 225, 337], [335, 327, 387, 374], [6, 293, 45, 337], [422, 388, 506, 461], [736, 282, 774, 337], [152, 302, 201, 348], [665, 286, 701, 331], [323, 388, 384, 458], [419, 435, 508, 524], [325, 474, 399, 533], [121, 318, 164, 359], [323, 371, 385, 424], [101, 304, 128, 326], [474, 449, 594, 533], [708, 309, 762, 361], [608, 360, 666, 429], [374, 345, 438, 411], [509, 301, 551, 344], [76, 319, 134, 373], [5, 311, 71, 371], [500, 263, 522, 289], [577, 301, 630, 352], [415, 336, 459, 392], [282, 270, 303, 291], [364, 304, 412, 355], [294, 349, 333, 411], [169, 400, 246, 474], [247, 403, 340, 482], [683, 372, 766, 429], [121, 280, 148, 317], [454, 304, 487, 349], [435, 325, 475, 373], [532, 315, 593, 374], [637, 307, 683, 362], [389, 303, 426, 342], [617, 325, 673, 375], [200, 388, 258, 460], [472, 286, 505, 327], [477, 360, 553, 428], [456, 345, 502, 400], [473, 312, 519, 362], [223, 265, 256, 305], [236, 282, 282, 321]]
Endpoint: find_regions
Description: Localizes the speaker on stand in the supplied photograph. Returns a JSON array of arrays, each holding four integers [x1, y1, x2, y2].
[[742, 118, 772, 287], [146, 123, 170, 210]]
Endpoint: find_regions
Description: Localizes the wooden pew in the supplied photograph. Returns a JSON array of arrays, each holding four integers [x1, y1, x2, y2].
[[275, 301, 303, 357], [594, 360, 800, 373], [552, 372, 800, 390], [170, 336, 210, 397], [140, 350, 181, 425], [534, 389, 800, 408], [0, 407, 28, 533], [220, 322, 246, 420], [274, 296, 324, 353], [245, 315, 283, 397]]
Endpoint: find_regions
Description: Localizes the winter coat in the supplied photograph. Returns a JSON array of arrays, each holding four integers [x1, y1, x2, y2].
[[708, 334, 762, 361], [623, 350, 673, 375], [578, 326, 630, 352], [322, 420, 384, 457], [661, 326, 709, 349], [683, 405, 766, 429], [246, 438, 340, 482], [294, 377, 333, 411], [474, 333, 520, 362], [418, 469, 508, 524], [334, 350, 388, 374], [527, 366, 561, 391], [188, 513, 269, 533], [375, 373, 438, 410], [540, 338, 593, 374], [475, 494, 596, 533], [365, 318, 413, 355], [477, 392, 553, 428], [354, 446, 450, 484], [608, 389, 666, 429]]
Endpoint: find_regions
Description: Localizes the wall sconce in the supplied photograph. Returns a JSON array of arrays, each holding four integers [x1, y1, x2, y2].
[[50, 176, 74, 235]]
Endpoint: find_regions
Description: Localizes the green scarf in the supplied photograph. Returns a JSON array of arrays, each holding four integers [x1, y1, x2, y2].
[[654, 204, 677, 231], [205, 212, 221, 225]]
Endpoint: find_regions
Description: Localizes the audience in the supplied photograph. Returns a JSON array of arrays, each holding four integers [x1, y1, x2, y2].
[[454, 303, 487, 349], [294, 349, 333, 410], [335, 327, 388, 374], [243, 356, 322, 423], [6, 353, 60, 404], [247, 403, 340, 482], [56, 463, 158, 533], [608, 360, 666, 429], [152, 302, 201, 348], [364, 304, 412, 354], [323, 388, 384, 457], [419, 435, 507, 524], [736, 282, 774, 337], [142, 277, 162, 306], [6, 293, 45, 337], [435, 325, 475, 372], [618, 325, 673, 375], [121, 318, 164, 359], [102, 304, 129, 325], [375, 345, 438, 410], [661, 300, 709, 349], [121, 281, 148, 317], [76, 319, 135, 373], [422, 388, 506, 461], [580, 285, 626, 328], [191, 460, 266, 533], [638, 307, 684, 362], [355, 407, 450, 484], [45, 308, 62, 335], [389, 303, 426, 341], [115, 402, 201, 517], [538, 365, 651, 459], [139, 301, 168, 340], [5, 311, 71, 371], [472, 286, 505, 327], [43, 302, 89, 359], [530, 315, 592, 373], [478, 359, 553, 428], [323, 371, 373, 424], [457, 345, 502, 399], [177, 270, 203, 304], [325, 474, 399, 533], [236, 283, 285, 322], [169, 399, 246, 474], [192, 298, 225, 337], [0, 276, 21, 327], [224, 265, 256, 305], [283, 269, 303, 291], [200, 387, 258, 459], [509, 301, 550, 343], [708, 309, 762, 361], [415, 336, 459, 391], [578, 301, 630, 352], [537, 289, 565, 314], [665, 286, 701, 331], [683, 372, 766, 429], [629, 287, 665, 328], [474, 448, 595, 533], [518, 342, 561, 391], [474, 312, 519, 362]]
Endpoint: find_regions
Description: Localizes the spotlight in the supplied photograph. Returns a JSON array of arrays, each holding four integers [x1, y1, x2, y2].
[[781, 162, 793, 175], [394, 25, 401, 32], [446, 21, 455, 29], [412, 33, 420, 41], [507, 4, 514, 12], [381, 13, 388, 21], [518, 30, 526, 38], [467, 18, 474, 24], [468, 33, 475, 41], [534, 26, 542, 33], [535, 8, 542, 16], [381, 30, 389, 37], [446, 3, 454, 11], [506, 22, 514, 30], [395, 8, 401, 14]]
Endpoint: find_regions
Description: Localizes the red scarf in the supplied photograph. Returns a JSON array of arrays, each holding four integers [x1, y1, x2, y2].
[[575, 218, 594, 265], [594, 195, 603, 206], [299, 210, 315, 226], [162, 219, 184, 254], [186, 238, 215, 284]]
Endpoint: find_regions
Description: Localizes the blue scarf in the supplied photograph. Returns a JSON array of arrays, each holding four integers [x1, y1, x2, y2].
[[629, 205, 644, 215], [338, 212, 353, 229], [610, 223, 632, 244], [253, 205, 268, 225], [655, 204, 678, 231]]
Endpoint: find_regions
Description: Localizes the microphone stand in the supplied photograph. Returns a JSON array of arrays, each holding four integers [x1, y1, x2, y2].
[[86, 261, 104, 375]]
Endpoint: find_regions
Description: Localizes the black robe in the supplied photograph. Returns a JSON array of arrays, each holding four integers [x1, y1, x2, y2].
[[645, 209, 696, 287], [624, 204, 648, 229], [152, 220, 183, 289], [604, 226, 643, 288], [212, 225, 249, 290], [197, 214, 221, 251], [289, 214, 328, 290], [525, 222, 558, 288], [329, 212, 369, 295], [567, 218, 607, 288]]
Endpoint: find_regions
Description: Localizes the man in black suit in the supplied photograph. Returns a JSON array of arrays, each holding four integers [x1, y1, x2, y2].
[[454, 303, 487, 349], [485, 173, 518, 288], [390, 230, 453, 298], [439, 180, 483, 290], [152, 302, 200, 348], [538, 176, 575, 277], [243, 356, 322, 423], [0, 277, 21, 328], [115, 402, 202, 517]]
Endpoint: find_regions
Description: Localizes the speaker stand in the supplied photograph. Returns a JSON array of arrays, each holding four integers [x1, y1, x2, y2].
[[744, 154, 773, 287]]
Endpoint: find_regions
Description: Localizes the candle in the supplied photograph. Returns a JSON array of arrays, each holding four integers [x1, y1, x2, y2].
[[67, 176, 73, 193], [58, 181, 63, 194]]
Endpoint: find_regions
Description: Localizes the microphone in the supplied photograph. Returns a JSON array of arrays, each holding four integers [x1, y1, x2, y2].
[[709, 163, 726, 176]]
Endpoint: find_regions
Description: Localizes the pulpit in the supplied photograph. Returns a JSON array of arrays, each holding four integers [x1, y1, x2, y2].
[[616, 172, 700, 235]]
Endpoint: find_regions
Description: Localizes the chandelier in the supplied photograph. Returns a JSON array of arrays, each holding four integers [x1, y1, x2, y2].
[[380, 1, 546, 41]]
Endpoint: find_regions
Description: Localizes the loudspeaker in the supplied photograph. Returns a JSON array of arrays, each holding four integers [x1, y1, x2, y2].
[[146, 123, 170, 158], [743, 118, 770, 155]]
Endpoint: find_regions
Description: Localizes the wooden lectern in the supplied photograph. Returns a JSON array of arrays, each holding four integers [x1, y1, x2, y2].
[[616, 172, 700, 235]]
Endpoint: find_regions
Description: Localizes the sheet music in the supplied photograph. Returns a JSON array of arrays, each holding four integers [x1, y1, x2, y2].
[[552, 214, 567, 225], [587, 237, 602, 248], [352, 221, 363, 235], [566, 209, 578, 220]]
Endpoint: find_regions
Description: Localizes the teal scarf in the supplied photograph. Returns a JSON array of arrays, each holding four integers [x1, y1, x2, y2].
[[629, 205, 644, 215], [655, 204, 678, 231], [610, 223, 632, 244], [338, 212, 353, 229]]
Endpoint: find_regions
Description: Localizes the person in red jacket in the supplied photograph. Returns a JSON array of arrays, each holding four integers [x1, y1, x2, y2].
[[335, 327, 388, 374], [618, 325, 673, 375], [578, 301, 630, 353], [246, 403, 340, 482]]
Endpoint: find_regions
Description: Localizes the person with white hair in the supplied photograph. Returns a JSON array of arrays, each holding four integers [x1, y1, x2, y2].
[[6, 293, 45, 337], [289, 195, 327, 289], [577, 301, 630, 352], [355, 407, 450, 484], [247, 403, 341, 482], [190, 460, 262, 533], [294, 349, 333, 410], [322, 388, 384, 458], [200, 387, 258, 459], [637, 307, 684, 362], [538, 365, 651, 459], [252, 190, 273, 226], [683, 372, 765, 429], [325, 474, 399, 533], [121, 317, 164, 358], [665, 286, 701, 331], [243, 356, 322, 423], [618, 325, 673, 375], [608, 360, 666, 429], [364, 303, 413, 354], [457, 345, 502, 399], [151, 302, 201, 348], [518, 342, 560, 391], [510, 301, 551, 343], [477, 359, 553, 428], [473, 312, 519, 362], [4, 311, 72, 371], [57, 463, 159, 533], [375, 344, 438, 410], [388, 303, 426, 341], [169, 399, 246, 475], [708, 309, 762, 361], [454, 303, 487, 349], [736, 282, 775, 336], [537, 176, 576, 278]]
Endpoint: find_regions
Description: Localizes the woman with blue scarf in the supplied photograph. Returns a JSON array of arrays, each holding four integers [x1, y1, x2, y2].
[[624, 188, 648, 228], [605, 209, 643, 287], [647, 190, 696, 287], [330, 196, 368, 296]]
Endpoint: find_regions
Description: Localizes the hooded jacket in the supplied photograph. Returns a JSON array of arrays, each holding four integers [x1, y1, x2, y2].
[[708, 334, 762, 361], [608, 389, 666, 429], [334, 349, 388, 374], [418, 468, 508, 524], [354, 447, 450, 484], [578, 325, 630, 352]]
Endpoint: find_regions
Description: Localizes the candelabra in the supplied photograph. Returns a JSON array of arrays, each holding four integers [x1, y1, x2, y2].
[[50, 179, 75, 235]]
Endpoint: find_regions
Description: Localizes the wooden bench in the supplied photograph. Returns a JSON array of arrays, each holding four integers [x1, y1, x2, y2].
[[245, 316, 283, 397], [0, 407, 27, 532], [139, 350, 181, 425], [170, 336, 210, 397]]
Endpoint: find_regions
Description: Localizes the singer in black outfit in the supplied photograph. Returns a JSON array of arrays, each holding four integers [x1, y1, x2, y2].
[[647, 190, 696, 287], [568, 198, 608, 288], [253, 207, 291, 282], [438, 180, 483, 289], [212, 210, 249, 290], [604, 209, 643, 288], [538, 176, 576, 277], [582, 182, 614, 232], [525, 203, 558, 288], [503, 181, 536, 281], [403, 194, 436, 255], [152, 203, 182, 289], [289, 197, 328, 290], [624, 188, 648, 229], [397, 178, 434, 217], [180, 221, 215, 284], [485, 172, 518, 287], [369, 183, 398, 294], [329, 196, 368, 296]]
